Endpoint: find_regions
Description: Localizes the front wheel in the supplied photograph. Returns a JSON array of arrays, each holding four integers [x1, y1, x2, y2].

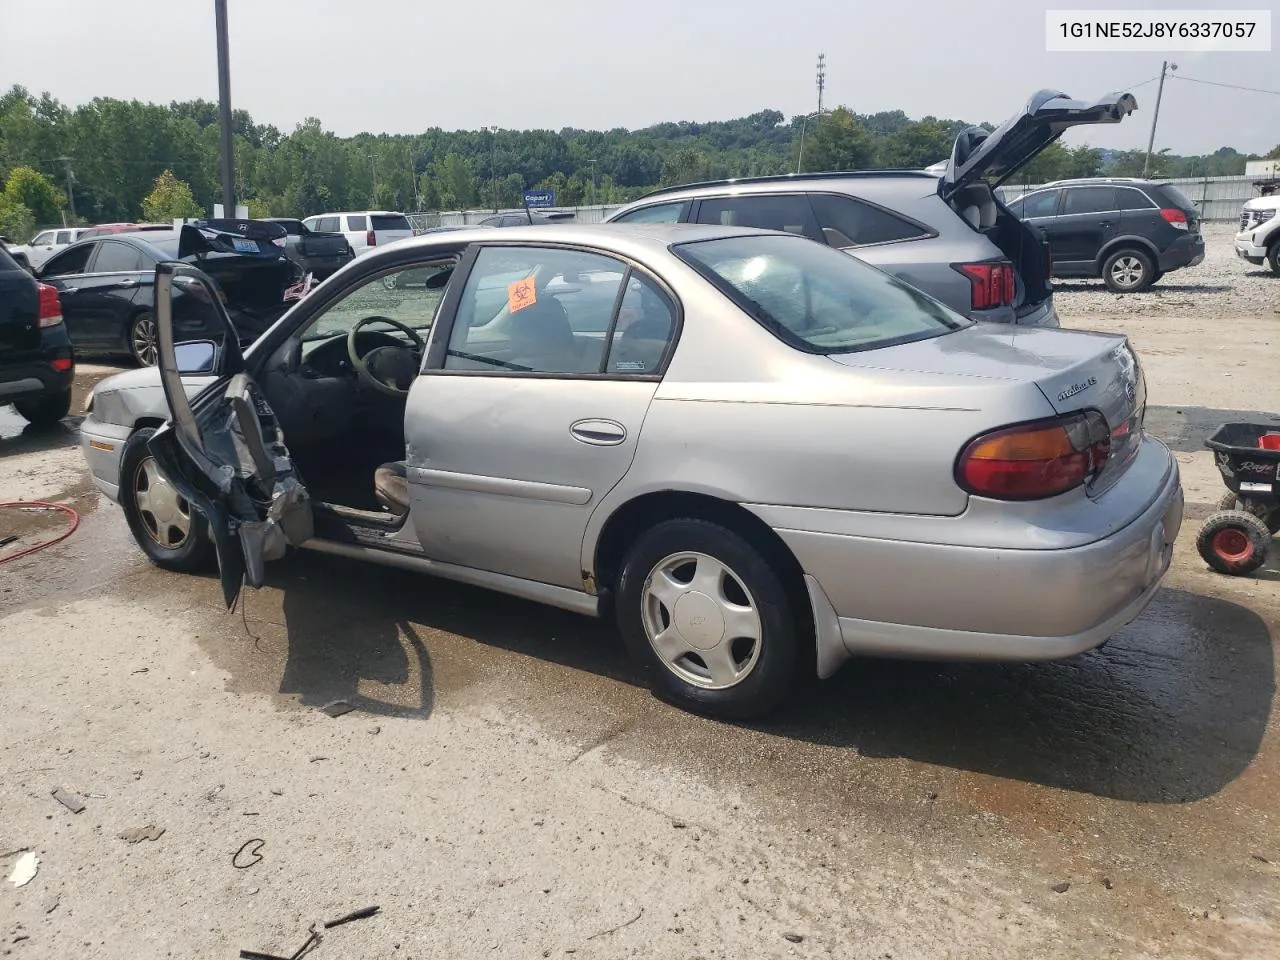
[[119, 427, 214, 572], [1102, 248, 1155, 293], [13, 388, 72, 427], [1196, 511, 1271, 576], [615, 518, 798, 720], [1267, 242, 1280, 276], [129, 311, 158, 367]]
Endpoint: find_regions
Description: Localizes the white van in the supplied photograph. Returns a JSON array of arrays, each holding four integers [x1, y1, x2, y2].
[[300, 211, 414, 256]]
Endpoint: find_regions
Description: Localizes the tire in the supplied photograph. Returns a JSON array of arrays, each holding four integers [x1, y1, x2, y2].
[[1217, 491, 1280, 534], [129, 311, 158, 367], [119, 427, 214, 572], [1102, 248, 1155, 293], [1196, 511, 1271, 576], [1268, 241, 1280, 277], [13, 388, 72, 428], [614, 518, 798, 720]]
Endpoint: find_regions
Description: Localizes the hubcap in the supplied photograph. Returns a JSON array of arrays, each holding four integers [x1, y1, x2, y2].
[[1110, 256, 1145, 289], [1212, 527, 1252, 563], [134, 456, 191, 548], [640, 551, 762, 690], [133, 315, 158, 366]]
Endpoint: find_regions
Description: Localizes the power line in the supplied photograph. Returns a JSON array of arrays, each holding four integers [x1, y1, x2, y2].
[[1115, 74, 1163, 92], [1171, 74, 1280, 97]]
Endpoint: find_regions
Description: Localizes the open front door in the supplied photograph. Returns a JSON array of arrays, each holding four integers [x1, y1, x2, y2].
[[147, 260, 313, 609]]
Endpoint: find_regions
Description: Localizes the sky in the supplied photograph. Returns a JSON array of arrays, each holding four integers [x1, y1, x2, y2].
[[1, 0, 1277, 156]]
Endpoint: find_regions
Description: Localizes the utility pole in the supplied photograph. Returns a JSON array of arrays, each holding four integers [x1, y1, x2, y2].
[[796, 111, 820, 175], [1142, 60, 1176, 177], [214, 0, 235, 218], [587, 159, 597, 200], [56, 156, 76, 220], [489, 126, 499, 212], [816, 53, 826, 115], [369, 152, 378, 203]]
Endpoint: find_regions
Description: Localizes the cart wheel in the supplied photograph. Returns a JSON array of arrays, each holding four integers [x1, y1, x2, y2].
[[1216, 492, 1280, 534], [1196, 511, 1271, 576]]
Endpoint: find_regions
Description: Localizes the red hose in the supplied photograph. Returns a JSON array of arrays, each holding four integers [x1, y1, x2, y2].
[[0, 501, 81, 564]]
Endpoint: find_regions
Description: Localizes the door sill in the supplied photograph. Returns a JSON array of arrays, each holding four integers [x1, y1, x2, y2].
[[314, 500, 406, 530]]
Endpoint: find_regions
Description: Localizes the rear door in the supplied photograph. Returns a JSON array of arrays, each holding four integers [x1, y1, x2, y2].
[[691, 193, 825, 242], [76, 240, 151, 350], [147, 261, 313, 608], [1012, 187, 1064, 268], [37, 242, 100, 348], [1054, 186, 1119, 269]]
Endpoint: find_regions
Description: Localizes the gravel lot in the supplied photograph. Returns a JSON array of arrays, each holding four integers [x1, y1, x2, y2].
[[2, 221, 1279, 959]]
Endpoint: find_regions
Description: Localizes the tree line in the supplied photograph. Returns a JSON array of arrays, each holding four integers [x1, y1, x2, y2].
[[0, 83, 1275, 238]]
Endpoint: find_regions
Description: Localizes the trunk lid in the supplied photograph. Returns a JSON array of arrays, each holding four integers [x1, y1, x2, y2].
[[941, 90, 1138, 200], [0, 249, 40, 354], [829, 324, 1146, 493]]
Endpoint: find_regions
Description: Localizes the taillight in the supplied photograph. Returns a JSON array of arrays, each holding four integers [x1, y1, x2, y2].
[[366, 228, 376, 246], [956, 411, 1111, 500], [51, 357, 73, 372], [953, 261, 1015, 311], [36, 282, 62, 328], [1159, 208, 1188, 231]]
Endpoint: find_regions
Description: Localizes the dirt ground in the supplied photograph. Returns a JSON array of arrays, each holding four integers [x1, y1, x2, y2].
[[2, 223, 1279, 959]]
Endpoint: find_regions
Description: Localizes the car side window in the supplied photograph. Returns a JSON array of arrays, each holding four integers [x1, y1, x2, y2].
[[445, 246, 661, 376], [347, 215, 368, 232], [41, 243, 94, 277], [92, 241, 145, 273], [300, 260, 455, 343], [1116, 188, 1155, 211], [1062, 187, 1117, 216], [807, 194, 929, 247], [604, 274, 676, 375], [612, 201, 687, 224], [55, 231, 72, 245], [32, 231, 55, 246], [693, 195, 823, 242], [1020, 190, 1060, 218], [315, 217, 339, 232]]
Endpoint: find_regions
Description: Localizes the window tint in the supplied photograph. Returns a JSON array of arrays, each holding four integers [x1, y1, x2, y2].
[[808, 194, 928, 247], [370, 214, 410, 231], [1062, 187, 1117, 216], [55, 231, 72, 245], [693, 195, 822, 241], [1020, 190, 1059, 218], [674, 234, 966, 355], [478, 216, 503, 227], [31, 231, 55, 246], [93, 241, 145, 273], [445, 247, 634, 375], [612, 201, 687, 224], [1150, 184, 1195, 211], [41, 244, 94, 277], [605, 274, 676, 374], [347, 215, 368, 231], [1116, 188, 1155, 210], [301, 260, 454, 343], [315, 217, 339, 232]]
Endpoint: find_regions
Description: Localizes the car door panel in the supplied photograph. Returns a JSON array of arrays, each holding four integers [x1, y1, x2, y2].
[[1053, 186, 1118, 268]]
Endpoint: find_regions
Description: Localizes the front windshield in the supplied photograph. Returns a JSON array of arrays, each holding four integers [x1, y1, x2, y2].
[[674, 234, 969, 354]]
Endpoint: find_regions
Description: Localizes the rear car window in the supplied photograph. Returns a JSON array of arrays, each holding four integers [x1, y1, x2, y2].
[[612, 201, 688, 224], [315, 217, 340, 233], [347, 215, 368, 231], [1151, 184, 1197, 211], [1063, 187, 1117, 215], [1116, 188, 1155, 210], [1019, 190, 1059, 218], [371, 214, 411, 231], [93, 241, 145, 273], [675, 233, 967, 355], [693, 195, 823, 242], [808, 194, 929, 247], [41, 244, 94, 277]]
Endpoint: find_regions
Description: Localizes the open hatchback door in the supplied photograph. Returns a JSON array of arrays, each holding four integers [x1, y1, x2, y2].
[[147, 260, 313, 609], [940, 89, 1138, 200]]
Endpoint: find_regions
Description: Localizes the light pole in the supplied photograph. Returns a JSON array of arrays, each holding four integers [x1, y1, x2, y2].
[[368, 152, 378, 204], [587, 159, 598, 201], [795, 111, 821, 175], [489, 126, 499, 212], [214, 0, 235, 218], [1142, 61, 1177, 177], [55, 156, 75, 220]]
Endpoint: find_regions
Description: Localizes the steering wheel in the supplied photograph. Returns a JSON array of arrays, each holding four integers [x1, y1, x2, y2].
[[347, 315, 426, 397]]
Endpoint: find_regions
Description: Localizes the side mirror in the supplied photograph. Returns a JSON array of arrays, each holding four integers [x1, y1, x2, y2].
[[174, 339, 217, 374]]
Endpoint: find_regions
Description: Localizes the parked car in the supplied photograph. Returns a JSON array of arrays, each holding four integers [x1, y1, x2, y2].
[[35, 220, 303, 366], [78, 223, 173, 240], [607, 89, 1140, 327], [6, 227, 91, 271], [79, 222, 1182, 720], [300, 211, 413, 256], [263, 218, 355, 279], [478, 211, 575, 227], [1235, 191, 1280, 274], [1007, 178, 1205, 292], [0, 245, 75, 427]]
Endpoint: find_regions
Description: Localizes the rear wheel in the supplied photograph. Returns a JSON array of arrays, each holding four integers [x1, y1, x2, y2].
[[1217, 491, 1280, 534], [120, 427, 213, 571], [129, 311, 158, 367], [1196, 511, 1271, 576], [1102, 248, 1155, 293], [13, 388, 72, 427], [615, 518, 798, 720]]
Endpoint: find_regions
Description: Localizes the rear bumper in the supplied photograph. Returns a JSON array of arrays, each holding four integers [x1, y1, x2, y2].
[[0, 339, 75, 403], [1158, 234, 1205, 271]]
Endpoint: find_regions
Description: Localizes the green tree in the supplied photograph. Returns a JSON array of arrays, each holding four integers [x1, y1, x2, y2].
[[430, 153, 476, 210], [2, 166, 64, 225], [0, 195, 35, 240], [795, 108, 876, 173], [660, 148, 710, 186], [1266, 143, 1280, 160], [141, 169, 203, 220], [876, 119, 954, 169]]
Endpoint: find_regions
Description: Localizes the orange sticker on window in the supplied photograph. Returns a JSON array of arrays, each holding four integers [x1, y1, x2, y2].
[[507, 275, 537, 313]]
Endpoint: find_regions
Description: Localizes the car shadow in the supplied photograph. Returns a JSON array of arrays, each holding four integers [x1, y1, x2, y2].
[[1053, 282, 1234, 295], [0, 409, 83, 456], [1145, 405, 1280, 453], [264, 551, 1271, 804]]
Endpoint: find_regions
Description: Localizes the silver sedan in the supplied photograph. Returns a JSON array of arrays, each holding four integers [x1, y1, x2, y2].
[[80, 223, 1183, 719]]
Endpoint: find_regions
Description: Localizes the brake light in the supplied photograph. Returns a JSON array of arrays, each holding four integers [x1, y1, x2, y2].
[[51, 357, 73, 372], [1159, 208, 1188, 230], [953, 261, 1015, 311], [36, 282, 62, 328], [366, 228, 376, 247], [956, 412, 1111, 500]]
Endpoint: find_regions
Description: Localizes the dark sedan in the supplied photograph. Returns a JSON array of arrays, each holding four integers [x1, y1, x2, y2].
[[35, 223, 303, 365]]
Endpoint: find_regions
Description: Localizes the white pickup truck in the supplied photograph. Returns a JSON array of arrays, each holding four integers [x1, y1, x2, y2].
[[6, 227, 90, 271], [1235, 191, 1280, 274]]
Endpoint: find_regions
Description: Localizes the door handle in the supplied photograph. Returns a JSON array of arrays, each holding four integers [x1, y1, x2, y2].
[[1098, 221, 1112, 227], [61, 286, 78, 295], [570, 419, 627, 446], [114, 278, 138, 288]]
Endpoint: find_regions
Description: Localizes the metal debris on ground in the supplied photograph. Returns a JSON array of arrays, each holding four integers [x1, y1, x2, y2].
[[51, 787, 86, 813], [239, 905, 380, 960], [7, 851, 38, 887], [321, 700, 355, 718], [119, 825, 165, 844]]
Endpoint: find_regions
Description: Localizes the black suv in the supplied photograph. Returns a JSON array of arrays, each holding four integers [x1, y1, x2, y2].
[[0, 245, 75, 427], [1007, 178, 1205, 292]]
